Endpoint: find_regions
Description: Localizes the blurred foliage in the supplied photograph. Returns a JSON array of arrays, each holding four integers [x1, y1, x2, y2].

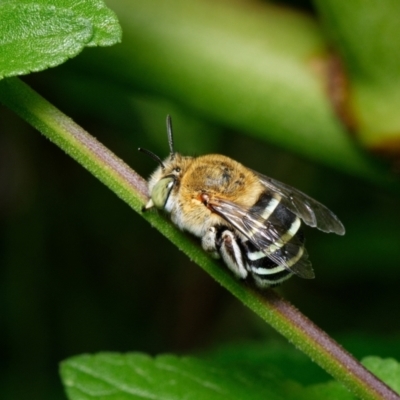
[[1, 0, 400, 399], [314, 0, 400, 154]]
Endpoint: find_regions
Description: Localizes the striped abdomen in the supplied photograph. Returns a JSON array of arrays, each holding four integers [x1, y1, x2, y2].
[[243, 192, 306, 287]]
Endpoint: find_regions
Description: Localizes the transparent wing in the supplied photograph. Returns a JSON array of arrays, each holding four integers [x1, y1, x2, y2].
[[253, 171, 345, 235], [207, 197, 314, 279]]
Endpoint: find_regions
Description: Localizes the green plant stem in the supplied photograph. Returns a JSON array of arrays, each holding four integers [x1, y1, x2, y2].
[[0, 77, 398, 400]]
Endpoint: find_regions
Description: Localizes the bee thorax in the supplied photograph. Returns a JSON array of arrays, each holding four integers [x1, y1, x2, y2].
[[170, 201, 222, 238]]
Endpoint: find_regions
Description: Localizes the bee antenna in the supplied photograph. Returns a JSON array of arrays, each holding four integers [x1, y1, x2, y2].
[[166, 115, 175, 160], [138, 147, 165, 169]]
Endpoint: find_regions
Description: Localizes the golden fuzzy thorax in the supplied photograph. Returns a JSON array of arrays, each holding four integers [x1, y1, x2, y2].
[[147, 153, 265, 238]]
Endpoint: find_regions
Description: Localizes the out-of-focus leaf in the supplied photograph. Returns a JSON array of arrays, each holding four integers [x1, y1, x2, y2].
[[76, 0, 396, 187], [314, 0, 400, 158], [363, 357, 400, 395]]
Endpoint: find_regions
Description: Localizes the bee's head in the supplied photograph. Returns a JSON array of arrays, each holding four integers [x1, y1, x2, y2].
[[139, 115, 192, 211]]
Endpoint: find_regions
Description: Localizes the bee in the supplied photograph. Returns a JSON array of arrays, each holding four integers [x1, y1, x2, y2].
[[139, 116, 345, 288]]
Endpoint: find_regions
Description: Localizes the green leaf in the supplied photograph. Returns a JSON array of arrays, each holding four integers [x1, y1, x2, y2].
[[299, 381, 355, 400], [362, 357, 400, 395], [60, 353, 400, 400], [206, 341, 330, 385], [0, 0, 121, 79], [60, 352, 304, 400]]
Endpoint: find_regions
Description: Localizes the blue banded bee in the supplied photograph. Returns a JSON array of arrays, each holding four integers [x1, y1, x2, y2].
[[140, 116, 345, 288]]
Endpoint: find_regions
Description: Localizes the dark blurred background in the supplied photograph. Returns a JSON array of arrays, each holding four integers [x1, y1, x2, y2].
[[1, 0, 400, 399]]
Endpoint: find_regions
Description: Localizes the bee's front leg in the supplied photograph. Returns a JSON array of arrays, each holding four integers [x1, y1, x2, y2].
[[202, 227, 248, 280], [201, 227, 220, 259]]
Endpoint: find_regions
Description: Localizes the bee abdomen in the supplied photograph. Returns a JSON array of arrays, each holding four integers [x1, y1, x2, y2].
[[244, 239, 305, 287], [244, 193, 307, 287]]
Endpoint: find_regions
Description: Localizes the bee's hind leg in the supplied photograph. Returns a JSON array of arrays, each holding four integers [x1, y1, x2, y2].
[[202, 227, 248, 280]]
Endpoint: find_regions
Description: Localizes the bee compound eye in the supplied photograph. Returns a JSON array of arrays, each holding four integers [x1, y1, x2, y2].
[[151, 176, 175, 209]]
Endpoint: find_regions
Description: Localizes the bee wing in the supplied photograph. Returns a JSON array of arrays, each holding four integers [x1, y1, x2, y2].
[[208, 197, 314, 279], [253, 171, 345, 235]]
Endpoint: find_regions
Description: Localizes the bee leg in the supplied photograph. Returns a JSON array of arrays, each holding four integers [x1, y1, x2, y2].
[[202, 227, 248, 279], [216, 229, 248, 279], [142, 199, 154, 212], [218, 230, 248, 280], [201, 227, 220, 259]]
